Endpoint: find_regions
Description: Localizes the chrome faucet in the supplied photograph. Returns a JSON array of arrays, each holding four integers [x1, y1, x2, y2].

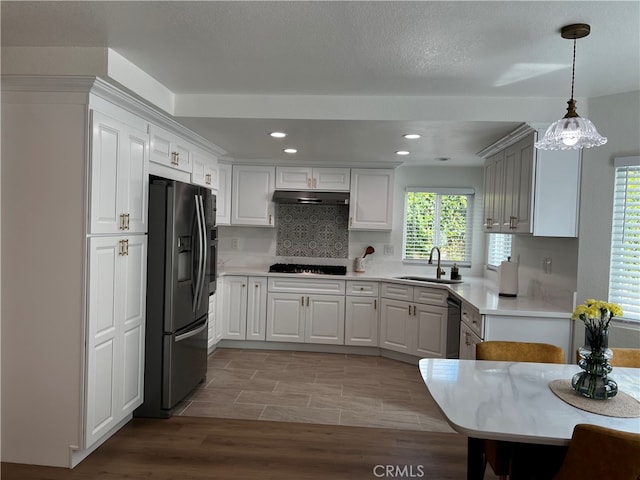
[[428, 246, 445, 279]]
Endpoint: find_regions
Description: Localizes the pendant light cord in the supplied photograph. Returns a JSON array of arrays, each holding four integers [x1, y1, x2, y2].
[[570, 38, 576, 100]]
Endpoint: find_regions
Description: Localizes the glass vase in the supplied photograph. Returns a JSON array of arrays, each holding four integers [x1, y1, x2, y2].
[[571, 328, 618, 399]]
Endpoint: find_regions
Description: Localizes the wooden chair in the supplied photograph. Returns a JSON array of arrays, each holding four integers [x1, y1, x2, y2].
[[475, 341, 566, 479], [575, 347, 640, 368], [553, 424, 640, 480]]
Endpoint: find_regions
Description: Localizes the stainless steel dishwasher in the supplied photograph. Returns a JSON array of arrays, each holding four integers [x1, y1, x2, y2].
[[446, 296, 462, 358]]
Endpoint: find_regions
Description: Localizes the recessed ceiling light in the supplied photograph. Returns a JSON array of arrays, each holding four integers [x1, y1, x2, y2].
[[403, 134, 421, 139], [396, 150, 410, 156], [435, 157, 450, 162], [283, 148, 297, 154], [270, 132, 287, 138]]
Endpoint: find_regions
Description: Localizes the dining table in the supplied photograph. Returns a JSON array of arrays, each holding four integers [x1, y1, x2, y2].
[[419, 358, 640, 479]]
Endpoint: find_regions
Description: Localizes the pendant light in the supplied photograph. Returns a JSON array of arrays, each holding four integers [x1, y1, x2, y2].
[[535, 23, 607, 150]]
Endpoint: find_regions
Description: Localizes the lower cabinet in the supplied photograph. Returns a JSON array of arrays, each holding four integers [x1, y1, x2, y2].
[[86, 234, 147, 448], [379, 283, 448, 358], [266, 293, 345, 344], [345, 296, 379, 346], [459, 320, 482, 360], [221, 275, 267, 340]]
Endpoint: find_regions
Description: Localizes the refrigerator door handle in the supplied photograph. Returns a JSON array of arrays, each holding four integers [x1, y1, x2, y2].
[[198, 194, 208, 305], [192, 194, 205, 312], [174, 320, 208, 342]]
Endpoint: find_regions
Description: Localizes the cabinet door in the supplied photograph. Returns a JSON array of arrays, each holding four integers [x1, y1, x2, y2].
[[149, 124, 192, 173], [503, 134, 533, 234], [349, 169, 394, 230], [379, 298, 415, 354], [266, 293, 305, 342], [345, 296, 379, 346], [459, 321, 482, 360], [223, 276, 248, 339], [89, 111, 149, 235], [86, 234, 146, 448], [482, 150, 504, 232], [415, 304, 447, 358], [208, 293, 217, 350], [246, 277, 268, 341], [216, 163, 232, 225], [191, 149, 218, 189], [305, 294, 345, 344], [275, 166, 313, 190], [231, 165, 275, 226], [313, 168, 350, 191]]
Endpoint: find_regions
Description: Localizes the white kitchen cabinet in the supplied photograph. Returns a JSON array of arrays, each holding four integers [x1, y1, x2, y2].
[[191, 148, 218, 189], [266, 277, 346, 344], [459, 320, 482, 360], [89, 110, 149, 235], [349, 169, 395, 230], [231, 165, 275, 226], [86, 234, 147, 448], [345, 281, 379, 346], [275, 166, 351, 191], [216, 163, 232, 225], [246, 277, 268, 340], [379, 283, 448, 357], [481, 129, 581, 236], [148, 123, 193, 173], [220, 275, 267, 340], [207, 293, 220, 352]]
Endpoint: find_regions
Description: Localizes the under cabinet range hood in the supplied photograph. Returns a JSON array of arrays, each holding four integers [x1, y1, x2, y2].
[[272, 190, 350, 205]]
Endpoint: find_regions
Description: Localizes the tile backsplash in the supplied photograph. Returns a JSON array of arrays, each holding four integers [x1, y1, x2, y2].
[[276, 204, 349, 258]]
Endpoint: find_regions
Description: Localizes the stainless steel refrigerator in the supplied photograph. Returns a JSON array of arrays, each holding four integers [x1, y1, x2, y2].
[[135, 177, 215, 418]]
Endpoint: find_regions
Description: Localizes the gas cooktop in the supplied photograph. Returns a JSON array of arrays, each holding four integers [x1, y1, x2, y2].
[[268, 263, 347, 275]]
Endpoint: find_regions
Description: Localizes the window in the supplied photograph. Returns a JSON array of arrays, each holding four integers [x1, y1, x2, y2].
[[487, 234, 512, 269], [403, 188, 474, 266], [609, 156, 640, 322]]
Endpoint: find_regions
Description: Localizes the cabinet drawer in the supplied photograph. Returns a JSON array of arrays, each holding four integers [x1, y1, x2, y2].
[[380, 283, 413, 301], [268, 277, 346, 295], [414, 286, 448, 307], [461, 301, 483, 339], [346, 280, 379, 296]]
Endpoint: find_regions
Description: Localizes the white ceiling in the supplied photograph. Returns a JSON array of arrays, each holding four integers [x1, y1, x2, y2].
[[2, 1, 639, 166]]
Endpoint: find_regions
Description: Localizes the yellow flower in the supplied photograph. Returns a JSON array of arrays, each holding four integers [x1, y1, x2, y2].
[[571, 299, 623, 322]]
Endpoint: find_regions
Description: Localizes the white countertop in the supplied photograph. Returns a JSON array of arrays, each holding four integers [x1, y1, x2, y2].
[[419, 358, 640, 445], [218, 268, 572, 318]]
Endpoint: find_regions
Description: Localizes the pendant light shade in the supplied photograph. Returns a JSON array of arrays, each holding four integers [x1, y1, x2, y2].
[[535, 24, 607, 151]]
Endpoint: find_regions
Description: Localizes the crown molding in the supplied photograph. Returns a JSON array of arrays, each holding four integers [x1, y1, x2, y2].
[[476, 122, 537, 158]]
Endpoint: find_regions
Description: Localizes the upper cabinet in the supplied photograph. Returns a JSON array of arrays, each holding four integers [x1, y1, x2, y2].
[[275, 166, 351, 191], [349, 169, 395, 230], [89, 110, 149, 235], [231, 165, 275, 226], [148, 123, 192, 173], [191, 148, 218, 190], [482, 129, 581, 237]]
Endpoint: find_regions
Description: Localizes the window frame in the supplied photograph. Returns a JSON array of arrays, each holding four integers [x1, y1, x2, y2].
[[402, 187, 474, 267], [608, 156, 640, 323], [486, 233, 513, 271]]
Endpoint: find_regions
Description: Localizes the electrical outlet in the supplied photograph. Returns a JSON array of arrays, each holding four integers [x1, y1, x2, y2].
[[384, 245, 394, 256], [231, 238, 239, 250]]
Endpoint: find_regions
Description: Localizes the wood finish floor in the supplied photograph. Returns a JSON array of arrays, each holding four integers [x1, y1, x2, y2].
[[2, 417, 470, 480], [3, 349, 501, 479], [176, 348, 455, 433]]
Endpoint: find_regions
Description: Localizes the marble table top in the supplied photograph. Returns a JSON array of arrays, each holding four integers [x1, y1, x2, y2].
[[419, 359, 640, 445]]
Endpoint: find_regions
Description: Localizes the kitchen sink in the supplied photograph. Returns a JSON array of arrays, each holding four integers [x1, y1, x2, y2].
[[394, 276, 463, 284]]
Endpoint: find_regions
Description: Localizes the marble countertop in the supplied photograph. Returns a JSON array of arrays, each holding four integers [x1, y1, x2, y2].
[[218, 268, 572, 318], [419, 358, 640, 445]]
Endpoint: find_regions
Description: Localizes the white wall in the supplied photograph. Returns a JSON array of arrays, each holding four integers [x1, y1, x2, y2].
[[575, 90, 640, 349], [218, 164, 486, 278]]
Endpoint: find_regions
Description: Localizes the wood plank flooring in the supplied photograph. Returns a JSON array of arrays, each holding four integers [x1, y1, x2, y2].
[[2, 417, 470, 480]]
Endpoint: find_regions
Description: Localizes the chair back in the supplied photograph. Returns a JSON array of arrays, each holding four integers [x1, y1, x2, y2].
[[554, 424, 640, 480], [610, 348, 640, 368], [476, 340, 565, 364]]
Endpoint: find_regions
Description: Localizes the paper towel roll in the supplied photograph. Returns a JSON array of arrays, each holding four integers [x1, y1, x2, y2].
[[499, 257, 519, 297]]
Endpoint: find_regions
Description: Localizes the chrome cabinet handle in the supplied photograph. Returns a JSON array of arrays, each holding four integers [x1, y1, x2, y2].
[[374, 299, 377, 310], [119, 239, 128, 256], [171, 152, 179, 165], [301, 296, 304, 306], [313, 178, 317, 188], [306, 296, 310, 307], [408, 305, 412, 315], [307, 178, 312, 188], [509, 216, 518, 229], [413, 305, 417, 316], [486, 218, 494, 229]]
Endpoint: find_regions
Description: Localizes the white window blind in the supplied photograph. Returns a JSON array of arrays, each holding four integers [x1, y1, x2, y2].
[[403, 188, 474, 266], [609, 157, 640, 322], [487, 234, 512, 268]]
